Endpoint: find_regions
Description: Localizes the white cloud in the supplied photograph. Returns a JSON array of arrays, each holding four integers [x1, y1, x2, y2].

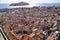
[[40, 0, 60, 3], [0, 0, 60, 4]]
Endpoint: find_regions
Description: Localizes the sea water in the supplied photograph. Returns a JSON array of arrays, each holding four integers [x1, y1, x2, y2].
[[0, 3, 60, 9]]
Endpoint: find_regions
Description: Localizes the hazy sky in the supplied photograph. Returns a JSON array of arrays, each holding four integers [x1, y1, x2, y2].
[[0, 0, 60, 4]]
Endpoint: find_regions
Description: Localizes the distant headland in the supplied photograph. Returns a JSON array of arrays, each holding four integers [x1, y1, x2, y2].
[[10, 2, 29, 6]]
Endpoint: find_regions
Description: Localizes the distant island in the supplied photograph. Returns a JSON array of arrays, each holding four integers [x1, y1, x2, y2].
[[10, 2, 29, 6]]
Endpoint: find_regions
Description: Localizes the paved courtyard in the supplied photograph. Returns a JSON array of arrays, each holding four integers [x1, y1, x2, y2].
[[0, 27, 8, 40], [0, 32, 4, 40]]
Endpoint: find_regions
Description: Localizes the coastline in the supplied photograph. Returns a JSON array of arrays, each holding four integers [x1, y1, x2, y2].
[[0, 6, 60, 13]]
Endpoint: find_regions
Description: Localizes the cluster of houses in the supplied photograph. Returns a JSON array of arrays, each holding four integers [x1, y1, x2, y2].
[[0, 6, 60, 40]]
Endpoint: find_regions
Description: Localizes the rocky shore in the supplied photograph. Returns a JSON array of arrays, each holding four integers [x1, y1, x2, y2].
[[0, 6, 60, 40]]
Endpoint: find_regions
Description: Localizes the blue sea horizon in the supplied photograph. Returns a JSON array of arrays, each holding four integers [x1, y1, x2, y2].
[[37, 3, 60, 7], [0, 4, 9, 9], [0, 3, 60, 9]]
